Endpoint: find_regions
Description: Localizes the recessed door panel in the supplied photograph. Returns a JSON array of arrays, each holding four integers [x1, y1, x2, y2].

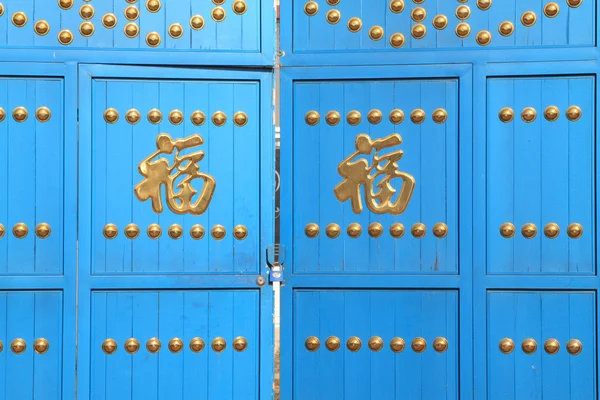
[[486, 76, 594, 274], [292, 79, 458, 273]]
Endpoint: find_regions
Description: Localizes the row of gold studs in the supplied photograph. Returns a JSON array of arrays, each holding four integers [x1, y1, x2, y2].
[[500, 223, 583, 239], [305, 108, 447, 126], [0, 223, 50, 239], [103, 223, 248, 241], [103, 108, 248, 127], [305, 336, 447, 353], [102, 336, 248, 355], [499, 106, 582, 123], [0, 107, 50, 123], [305, 222, 447, 239], [499, 338, 583, 355], [0, 338, 49, 355]]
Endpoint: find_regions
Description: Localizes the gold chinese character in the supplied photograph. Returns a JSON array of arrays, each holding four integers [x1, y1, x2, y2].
[[334, 133, 415, 215], [134, 133, 216, 215]]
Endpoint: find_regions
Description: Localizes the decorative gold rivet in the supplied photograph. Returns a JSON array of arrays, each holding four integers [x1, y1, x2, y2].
[[102, 339, 117, 354], [456, 23, 471, 38], [326, 9, 341, 24], [13, 223, 28, 239], [369, 26, 384, 41], [212, 7, 226, 22], [123, 6, 140, 21], [433, 223, 448, 238], [0, 224, 5, 239], [233, 337, 248, 352], [35, 223, 51, 239], [304, 1, 319, 16], [103, 223, 118, 239], [368, 223, 383, 238], [79, 22, 95, 37], [544, 106, 560, 121], [214, 0, 226, 5], [146, 338, 161, 353], [522, 338, 537, 354], [411, 7, 426, 22], [232, 0, 247, 14], [168, 110, 183, 125], [168, 224, 183, 240], [544, 339, 560, 355], [305, 223, 320, 238], [347, 17, 362, 32], [212, 111, 227, 126], [410, 109, 425, 124], [13, 107, 28, 122], [125, 338, 140, 354], [367, 109, 382, 124], [477, 0, 492, 10], [125, 109, 140, 124], [567, 0, 583, 7], [190, 224, 205, 240], [499, 222, 515, 238], [0, 3, 4, 17], [147, 109, 162, 124], [169, 23, 183, 39], [544, 2, 560, 17], [499, 338, 515, 354], [124, 23, 140, 38], [324, 336, 340, 351], [390, 109, 404, 124], [305, 336, 320, 351], [476, 30, 491, 46], [191, 110, 206, 125], [413, 0, 425, 3], [390, 33, 405, 48], [411, 223, 426, 238], [347, 223, 362, 238], [390, 223, 405, 238], [234, 225, 248, 240], [325, 111, 340, 126], [11, 339, 26, 354], [212, 337, 226, 353], [432, 108, 447, 123], [544, 223, 560, 239], [346, 110, 361, 125], [146, 0, 161, 12], [0, 108, 5, 122], [36, 107, 51, 123], [190, 15, 205, 30], [33, 338, 49, 355], [103, 108, 118, 124], [325, 223, 340, 239], [147, 223, 162, 239], [234, 111, 248, 127], [499, 21, 514, 36], [390, 0, 405, 13], [412, 337, 426, 353], [80, 4, 95, 20], [168, 338, 183, 353], [411, 24, 426, 39], [102, 13, 117, 29], [433, 15, 448, 30], [566, 106, 582, 121], [12, 12, 27, 27], [34, 20, 50, 36], [433, 337, 448, 353], [521, 11, 537, 27], [456, 5, 470, 19], [521, 107, 537, 122], [190, 337, 205, 352], [124, 223, 140, 239], [326, 0, 340, 4], [521, 223, 537, 239], [347, 336, 362, 352], [368, 336, 384, 352], [566, 339, 582, 355], [146, 32, 161, 47], [567, 223, 583, 239], [305, 110, 320, 125], [498, 107, 514, 122], [211, 225, 226, 240], [58, 0, 74, 10], [390, 337, 405, 352]]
